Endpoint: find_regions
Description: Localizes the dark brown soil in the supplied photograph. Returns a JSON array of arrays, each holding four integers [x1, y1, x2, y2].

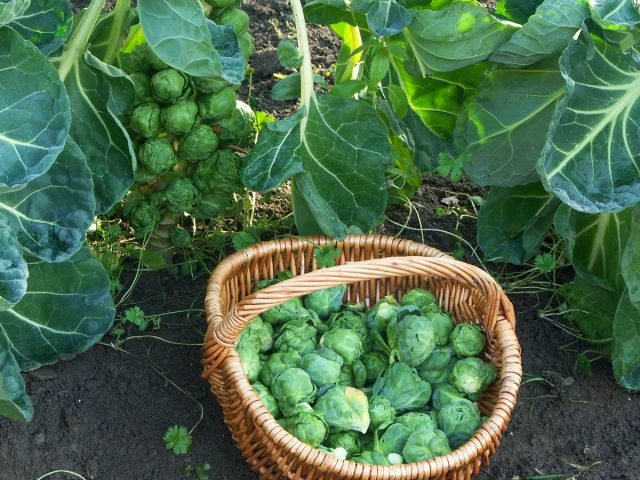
[[1, 2, 639, 480]]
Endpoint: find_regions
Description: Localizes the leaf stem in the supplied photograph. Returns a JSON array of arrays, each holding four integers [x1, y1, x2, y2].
[[57, 0, 106, 81], [103, 0, 132, 65], [289, 0, 314, 110]]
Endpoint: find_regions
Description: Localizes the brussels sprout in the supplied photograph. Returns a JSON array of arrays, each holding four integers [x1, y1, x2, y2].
[[395, 412, 438, 433], [151, 68, 191, 103], [360, 351, 388, 385], [326, 431, 362, 458], [317, 445, 348, 460], [352, 359, 367, 388], [320, 328, 363, 366], [300, 351, 342, 387], [259, 351, 301, 388], [304, 285, 346, 320], [431, 383, 467, 410], [179, 124, 219, 162], [238, 316, 273, 353], [401, 288, 438, 313], [198, 87, 237, 121], [376, 422, 412, 456], [161, 99, 198, 135], [147, 45, 169, 70], [427, 311, 454, 346], [130, 201, 161, 233], [165, 177, 200, 213], [368, 396, 395, 431], [261, 297, 304, 326], [450, 323, 487, 357], [449, 357, 497, 396], [192, 75, 233, 94], [218, 100, 256, 145], [191, 150, 242, 194], [351, 450, 389, 465], [130, 103, 161, 138], [251, 381, 280, 418], [367, 295, 400, 352], [274, 317, 318, 355], [417, 345, 457, 384], [238, 31, 255, 60], [372, 362, 431, 412], [271, 368, 316, 415], [338, 364, 355, 387], [191, 190, 232, 219], [237, 341, 260, 382], [217, 7, 250, 35], [437, 399, 482, 448], [170, 227, 192, 248], [315, 386, 370, 434], [389, 314, 436, 367], [328, 308, 368, 346], [134, 166, 158, 185], [138, 137, 176, 175], [130, 72, 153, 104], [280, 410, 328, 447], [402, 429, 451, 462]]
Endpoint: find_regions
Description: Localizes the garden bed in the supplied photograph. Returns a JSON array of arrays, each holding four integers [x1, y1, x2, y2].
[[1, 1, 639, 479]]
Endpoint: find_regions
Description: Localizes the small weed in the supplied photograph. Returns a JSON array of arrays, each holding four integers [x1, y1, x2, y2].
[[185, 463, 211, 480], [313, 242, 341, 268], [163, 425, 192, 455]]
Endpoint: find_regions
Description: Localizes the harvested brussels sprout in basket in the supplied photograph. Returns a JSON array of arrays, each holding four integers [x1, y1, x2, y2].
[[237, 279, 498, 465]]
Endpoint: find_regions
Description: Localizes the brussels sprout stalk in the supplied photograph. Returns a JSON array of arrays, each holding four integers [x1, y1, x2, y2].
[[290, 0, 313, 114]]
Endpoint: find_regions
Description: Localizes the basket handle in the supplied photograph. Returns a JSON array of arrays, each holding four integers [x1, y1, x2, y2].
[[202, 256, 509, 377]]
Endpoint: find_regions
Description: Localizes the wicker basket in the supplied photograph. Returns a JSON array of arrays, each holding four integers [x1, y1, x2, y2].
[[202, 235, 521, 480]]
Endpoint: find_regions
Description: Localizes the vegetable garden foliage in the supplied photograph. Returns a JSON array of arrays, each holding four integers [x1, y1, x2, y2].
[[0, 0, 249, 422], [247, 0, 640, 390]]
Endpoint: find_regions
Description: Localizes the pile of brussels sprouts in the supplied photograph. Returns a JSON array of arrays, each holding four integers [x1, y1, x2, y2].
[[119, 0, 256, 254], [237, 277, 498, 465]]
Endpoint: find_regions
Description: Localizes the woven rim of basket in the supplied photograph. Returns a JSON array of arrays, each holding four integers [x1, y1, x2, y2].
[[202, 235, 522, 478]]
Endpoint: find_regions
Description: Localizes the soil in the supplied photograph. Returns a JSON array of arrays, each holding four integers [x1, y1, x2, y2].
[[1, 2, 639, 480]]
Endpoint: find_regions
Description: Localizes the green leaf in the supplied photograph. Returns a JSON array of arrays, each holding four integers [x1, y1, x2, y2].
[[304, 0, 355, 26], [490, 0, 589, 66], [397, 60, 488, 139], [62, 51, 136, 213], [404, 2, 517, 73], [555, 205, 633, 292], [87, 4, 137, 65], [244, 95, 390, 238], [398, 109, 453, 171], [313, 242, 341, 268], [9, 0, 73, 56], [0, 245, 114, 371], [292, 172, 348, 238], [207, 22, 247, 85], [0, 331, 32, 422], [272, 72, 303, 101], [241, 112, 305, 192], [477, 183, 560, 264], [277, 39, 302, 68], [387, 136, 421, 204], [589, 0, 640, 33], [0, 28, 70, 188], [163, 425, 193, 455], [0, 0, 29, 26], [231, 231, 259, 251], [621, 207, 640, 308], [137, 0, 222, 77], [0, 137, 95, 262], [612, 289, 640, 391], [538, 35, 640, 213], [495, 0, 544, 24], [561, 273, 617, 358], [455, 57, 564, 187], [0, 223, 27, 311], [366, 0, 415, 37]]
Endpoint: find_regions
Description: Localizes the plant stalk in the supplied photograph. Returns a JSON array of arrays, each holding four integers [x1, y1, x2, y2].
[[103, 0, 132, 65], [289, 0, 314, 110], [57, 0, 106, 81]]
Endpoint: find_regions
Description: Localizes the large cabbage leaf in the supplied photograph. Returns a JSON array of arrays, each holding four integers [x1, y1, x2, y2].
[[538, 35, 640, 213]]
